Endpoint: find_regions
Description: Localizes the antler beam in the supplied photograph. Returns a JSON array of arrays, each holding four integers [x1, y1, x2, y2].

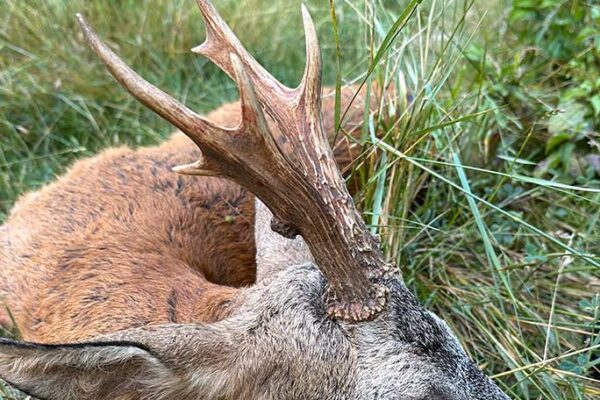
[[77, 0, 392, 321]]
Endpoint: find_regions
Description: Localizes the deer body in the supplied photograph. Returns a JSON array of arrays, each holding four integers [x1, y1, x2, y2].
[[0, 261, 506, 399], [0, 88, 365, 343], [0, 1, 510, 399], [0, 133, 249, 343]]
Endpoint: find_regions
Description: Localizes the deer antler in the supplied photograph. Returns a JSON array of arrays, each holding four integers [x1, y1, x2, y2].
[[76, 0, 392, 322]]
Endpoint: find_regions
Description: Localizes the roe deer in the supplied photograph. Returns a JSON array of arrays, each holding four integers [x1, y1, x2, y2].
[[0, 85, 370, 344], [0, 1, 510, 399]]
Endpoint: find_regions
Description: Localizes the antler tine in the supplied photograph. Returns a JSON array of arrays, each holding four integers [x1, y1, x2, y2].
[[76, 14, 216, 139], [76, 13, 237, 179], [177, 55, 288, 180], [193, 0, 291, 103], [194, 0, 324, 118], [231, 54, 275, 149], [298, 4, 322, 114], [77, 14, 278, 179]]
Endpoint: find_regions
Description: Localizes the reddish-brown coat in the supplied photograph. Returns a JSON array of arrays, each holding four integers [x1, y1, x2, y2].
[[0, 86, 378, 343]]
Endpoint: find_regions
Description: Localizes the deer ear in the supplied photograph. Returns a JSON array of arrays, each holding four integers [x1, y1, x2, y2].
[[254, 199, 314, 283], [0, 323, 243, 400], [0, 338, 173, 400]]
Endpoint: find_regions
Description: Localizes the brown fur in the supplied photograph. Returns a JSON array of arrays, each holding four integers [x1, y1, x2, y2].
[[0, 86, 379, 343]]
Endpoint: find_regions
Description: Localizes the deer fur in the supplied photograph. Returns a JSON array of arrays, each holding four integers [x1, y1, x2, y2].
[[0, 1, 511, 399], [0, 207, 510, 399], [0, 86, 369, 343]]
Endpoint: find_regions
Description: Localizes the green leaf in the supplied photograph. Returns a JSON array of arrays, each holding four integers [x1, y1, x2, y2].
[[590, 95, 600, 116], [545, 132, 572, 154], [547, 100, 587, 136]]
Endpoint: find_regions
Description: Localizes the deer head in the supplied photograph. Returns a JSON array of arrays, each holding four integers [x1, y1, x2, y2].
[[0, 1, 510, 399]]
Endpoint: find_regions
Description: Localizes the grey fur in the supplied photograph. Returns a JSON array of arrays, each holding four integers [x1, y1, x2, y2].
[[0, 200, 510, 399], [255, 200, 313, 283]]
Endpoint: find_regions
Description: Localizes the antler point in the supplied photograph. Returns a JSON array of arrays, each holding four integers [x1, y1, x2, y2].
[[191, 44, 205, 54], [75, 13, 90, 32], [301, 3, 314, 25], [172, 160, 217, 176]]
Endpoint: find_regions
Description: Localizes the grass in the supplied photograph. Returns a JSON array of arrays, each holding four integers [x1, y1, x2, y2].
[[1, 0, 599, 398]]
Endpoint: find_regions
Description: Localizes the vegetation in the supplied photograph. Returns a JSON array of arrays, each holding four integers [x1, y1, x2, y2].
[[1, 0, 598, 398]]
